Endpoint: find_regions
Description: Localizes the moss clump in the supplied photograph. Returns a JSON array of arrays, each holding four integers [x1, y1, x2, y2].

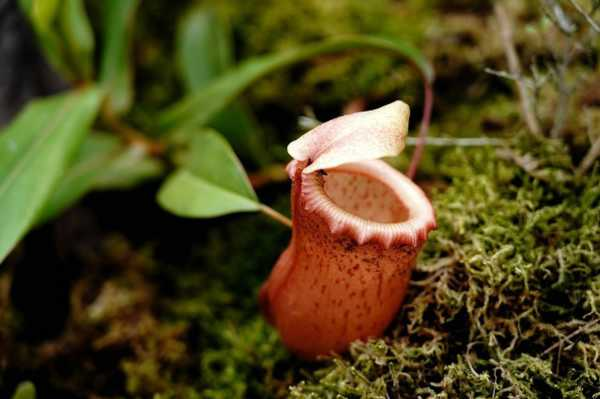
[[290, 142, 600, 398], [156, 207, 298, 399]]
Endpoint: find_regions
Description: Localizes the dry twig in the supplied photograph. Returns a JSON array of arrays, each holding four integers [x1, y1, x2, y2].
[[494, 4, 543, 137], [569, 0, 600, 32], [578, 136, 600, 176], [542, 319, 600, 356]]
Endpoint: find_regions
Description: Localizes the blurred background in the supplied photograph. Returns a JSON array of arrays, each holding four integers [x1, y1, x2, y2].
[[1, 0, 599, 398]]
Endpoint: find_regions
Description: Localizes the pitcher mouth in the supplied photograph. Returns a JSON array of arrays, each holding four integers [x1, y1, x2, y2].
[[292, 159, 436, 248]]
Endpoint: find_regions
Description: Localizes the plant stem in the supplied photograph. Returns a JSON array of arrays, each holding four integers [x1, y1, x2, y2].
[[406, 136, 505, 146], [249, 164, 289, 189], [260, 204, 292, 228], [495, 4, 543, 138], [407, 80, 433, 179], [569, 0, 600, 32], [102, 110, 165, 155]]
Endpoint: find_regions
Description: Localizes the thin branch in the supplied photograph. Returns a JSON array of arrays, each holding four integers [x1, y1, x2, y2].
[[494, 4, 543, 137], [569, 0, 600, 32], [577, 135, 600, 176], [496, 148, 541, 176], [260, 204, 292, 228], [584, 109, 598, 144], [299, 112, 505, 147], [249, 137, 501, 190], [406, 80, 434, 179], [406, 136, 505, 146], [543, 0, 577, 34], [485, 68, 520, 82]]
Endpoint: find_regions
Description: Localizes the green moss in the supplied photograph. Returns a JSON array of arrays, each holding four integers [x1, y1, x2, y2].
[[139, 203, 297, 398]]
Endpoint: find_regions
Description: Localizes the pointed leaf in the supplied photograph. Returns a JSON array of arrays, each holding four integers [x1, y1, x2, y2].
[[0, 87, 102, 262], [20, 0, 72, 79], [99, 0, 139, 115], [31, 0, 61, 32], [158, 169, 260, 218], [59, 0, 95, 80], [176, 130, 257, 201], [177, 6, 232, 91], [158, 35, 433, 133], [157, 130, 259, 218], [11, 382, 36, 399]]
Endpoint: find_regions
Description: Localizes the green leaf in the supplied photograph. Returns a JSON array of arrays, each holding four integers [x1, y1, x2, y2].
[[31, 0, 61, 31], [157, 130, 259, 218], [178, 130, 257, 200], [11, 381, 36, 399], [177, 6, 232, 91], [18, 0, 33, 15], [91, 143, 164, 190], [158, 169, 260, 218], [99, 0, 140, 115], [158, 35, 433, 133], [59, 0, 95, 80], [39, 133, 164, 224], [20, 0, 72, 80], [39, 132, 120, 224], [208, 103, 269, 166], [0, 87, 102, 262], [35, 29, 72, 79], [176, 6, 269, 166]]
